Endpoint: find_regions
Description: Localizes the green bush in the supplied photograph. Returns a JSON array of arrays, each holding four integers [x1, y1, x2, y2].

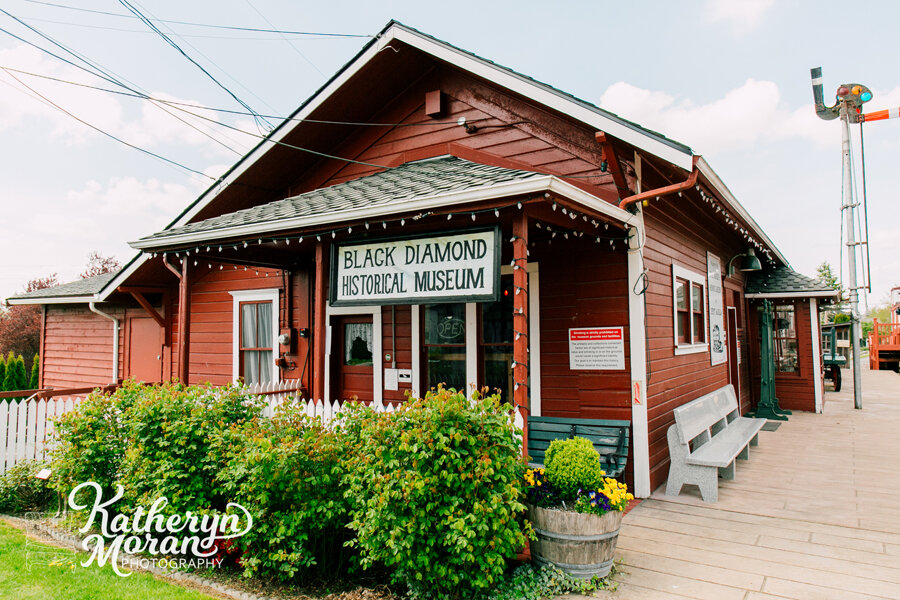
[[344, 387, 529, 599], [217, 404, 350, 581], [0, 460, 55, 514], [50, 387, 134, 495], [117, 381, 263, 514], [544, 437, 605, 499]]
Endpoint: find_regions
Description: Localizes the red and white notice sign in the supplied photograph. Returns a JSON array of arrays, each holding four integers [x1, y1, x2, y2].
[[568, 326, 625, 370]]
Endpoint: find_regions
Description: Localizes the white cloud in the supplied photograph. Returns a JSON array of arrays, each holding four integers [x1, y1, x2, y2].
[[704, 0, 775, 35], [599, 78, 837, 155], [0, 44, 253, 156]]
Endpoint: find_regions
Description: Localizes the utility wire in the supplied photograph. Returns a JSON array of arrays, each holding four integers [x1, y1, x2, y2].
[[243, 0, 326, 78], [0, 14, 247, 154], [0, 66, 216, 180], [117, 0, 273, 130], [22, 0, 372, 37]]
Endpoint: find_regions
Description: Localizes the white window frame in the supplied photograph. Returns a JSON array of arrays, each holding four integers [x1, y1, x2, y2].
[[229, 288, 280, 384], [672, 264, 709, 356]]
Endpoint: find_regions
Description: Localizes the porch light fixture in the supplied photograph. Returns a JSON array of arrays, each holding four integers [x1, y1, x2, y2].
[[727, 248, 762, 276]]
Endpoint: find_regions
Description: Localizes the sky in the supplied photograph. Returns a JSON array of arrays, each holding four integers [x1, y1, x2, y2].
[[0, 0, 898, 308]]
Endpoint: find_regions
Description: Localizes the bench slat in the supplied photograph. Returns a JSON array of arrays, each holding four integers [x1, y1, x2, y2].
[[686, 419, 764, 467]]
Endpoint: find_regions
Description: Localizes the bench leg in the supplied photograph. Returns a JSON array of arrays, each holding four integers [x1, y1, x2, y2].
[[750, 433, 759, 447], [665, 466, 683, 497], [737, 444, 750, 460], [697, 471, 719, 503], [718, 460, 735, 481]]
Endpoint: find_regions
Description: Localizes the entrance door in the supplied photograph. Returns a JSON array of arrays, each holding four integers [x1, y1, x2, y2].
[[128, 317, 163, 383], [727, 307, 741, 404], [331, 315, 374, 402]]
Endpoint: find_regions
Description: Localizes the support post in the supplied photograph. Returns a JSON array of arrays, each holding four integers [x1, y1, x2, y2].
[[313, 242, 327, 402], [512, 212, 529, 457], [841, 103, 863, 409], [177, 259, 190, 384]]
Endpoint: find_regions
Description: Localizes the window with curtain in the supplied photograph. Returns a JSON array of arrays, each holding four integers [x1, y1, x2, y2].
[[344, 322, 373, 365], [240, 301, 273, 384]]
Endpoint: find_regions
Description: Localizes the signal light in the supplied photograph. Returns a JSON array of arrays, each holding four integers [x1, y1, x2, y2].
[[861, 91, 872, 102]]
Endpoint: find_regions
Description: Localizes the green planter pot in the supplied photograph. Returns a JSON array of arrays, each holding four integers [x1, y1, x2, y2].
[[527, 503, 623, 579]]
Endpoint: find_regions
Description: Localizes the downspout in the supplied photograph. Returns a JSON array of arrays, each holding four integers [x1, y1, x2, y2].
[[89, 302, 119, 384], [618, 156, 701, 211]]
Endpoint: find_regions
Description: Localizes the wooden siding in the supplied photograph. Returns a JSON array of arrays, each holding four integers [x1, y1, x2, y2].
[[381, 305, 413, 403], [169, 265, 311, 387], [43, 305, 124, 389], [641, 197, 753, 492]]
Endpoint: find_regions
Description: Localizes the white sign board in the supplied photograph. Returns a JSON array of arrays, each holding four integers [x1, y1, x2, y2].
[[568, 326, 625, 370], [331, 228, 500, 306], [708, 252, 726, 366]]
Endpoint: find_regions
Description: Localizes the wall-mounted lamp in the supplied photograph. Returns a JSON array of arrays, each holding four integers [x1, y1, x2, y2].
[[727, 248, 762, 276]]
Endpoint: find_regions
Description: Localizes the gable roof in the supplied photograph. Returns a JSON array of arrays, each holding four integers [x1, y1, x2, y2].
[[745, 266, 839, 299], [27, 20, 785, 303], [132, 156, 633, 250], [6, 271, 119, 305]]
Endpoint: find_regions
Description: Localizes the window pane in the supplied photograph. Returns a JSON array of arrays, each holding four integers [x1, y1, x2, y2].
[[676, 280, 687, 310], [426, 345, 466, 391], [424, 304, 465, 345], [483, 346, 513, 403], [256, 302, 272, 347], [693, 313, 705, 343], [258, 350, 273, 383], [775, 339, 798, 372], [242, 350, 260, 384], [692, 284, 703, 313], [241, 304, 257, 348], [678, 313, 689, 343], [481, 283, 513, 344], [345, 323, 373, 365], [774, 305, 795, 337]]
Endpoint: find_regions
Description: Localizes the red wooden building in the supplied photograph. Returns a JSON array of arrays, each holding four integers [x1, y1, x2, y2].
[[9, 22, 836, 497]]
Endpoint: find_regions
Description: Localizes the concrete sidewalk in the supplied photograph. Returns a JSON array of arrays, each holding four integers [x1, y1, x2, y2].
[[568, 366, 900, 600]]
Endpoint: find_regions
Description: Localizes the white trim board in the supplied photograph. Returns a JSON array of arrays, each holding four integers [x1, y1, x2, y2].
[[627, 215, 650, 498], [746, 291, 839, 299], [810, 299, 824, 414], [671, 263, 709, 356], [229, 288, 281, 385]]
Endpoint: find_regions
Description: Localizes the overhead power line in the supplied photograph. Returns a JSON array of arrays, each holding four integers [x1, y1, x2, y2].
[[22, 0, 372, 37]]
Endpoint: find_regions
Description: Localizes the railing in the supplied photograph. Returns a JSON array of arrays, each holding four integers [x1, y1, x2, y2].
[[869, 319, 900, 370]]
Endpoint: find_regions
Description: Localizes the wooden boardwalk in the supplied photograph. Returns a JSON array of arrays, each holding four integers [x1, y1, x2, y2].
[[571, 366, 900, 600]]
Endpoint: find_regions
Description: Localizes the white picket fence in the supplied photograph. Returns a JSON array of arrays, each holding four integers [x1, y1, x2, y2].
[[1, 379, 526, 475]]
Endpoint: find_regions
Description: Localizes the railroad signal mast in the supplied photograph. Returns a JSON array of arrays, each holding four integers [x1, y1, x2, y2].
[[810, 67, 873, 410]]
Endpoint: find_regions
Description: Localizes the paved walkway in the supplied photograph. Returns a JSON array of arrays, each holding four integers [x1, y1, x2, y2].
[[570, 366, 900, 600]]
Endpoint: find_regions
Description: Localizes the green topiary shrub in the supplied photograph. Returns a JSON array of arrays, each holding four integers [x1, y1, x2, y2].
[[0, 460, 55, 514], [30, 354, 39, 389], [217, 403, 350, 581], [2, 351, 14, 392], [14, 355, 27, 391], [343, 387, 529, 599], [543, 437, 605, 499]]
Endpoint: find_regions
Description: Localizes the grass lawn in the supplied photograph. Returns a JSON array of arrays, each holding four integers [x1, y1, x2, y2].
[[0, 520, 219, 600]]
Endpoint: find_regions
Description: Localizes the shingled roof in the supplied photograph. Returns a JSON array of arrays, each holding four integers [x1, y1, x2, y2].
[[745, 266, 839, 298], [7, 271, 119, 303], [132, 156, 549, 249]]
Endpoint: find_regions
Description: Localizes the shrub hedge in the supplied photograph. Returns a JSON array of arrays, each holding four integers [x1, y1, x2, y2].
[[0, 459, 54, 514]]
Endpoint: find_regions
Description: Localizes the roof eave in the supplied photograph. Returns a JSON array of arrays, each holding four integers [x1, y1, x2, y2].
[[6, 294, 98, 305], [129, 176, 635, 251], [745, 291, 839, 299], [696, 157, 789, 267]]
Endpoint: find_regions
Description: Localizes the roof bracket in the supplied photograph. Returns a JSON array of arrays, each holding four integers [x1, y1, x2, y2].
[[595, 132, 631, 199], [120, 287, 166, 330]]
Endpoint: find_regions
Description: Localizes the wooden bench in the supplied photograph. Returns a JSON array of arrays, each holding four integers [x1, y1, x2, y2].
[[665, 384, 766, 503], [527, 416, 630, 480]]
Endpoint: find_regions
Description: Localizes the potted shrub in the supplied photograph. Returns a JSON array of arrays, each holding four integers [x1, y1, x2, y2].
[[524, 437, 633, 578]]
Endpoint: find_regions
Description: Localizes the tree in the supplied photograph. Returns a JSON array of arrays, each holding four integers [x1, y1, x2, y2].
[[30, 354, 39, 389], [80, 251, 120, 279], [3, 351, 16, 391], [0, 354, 5, 392], [0, 274, 57, 375], [816, 262, 845, 322]]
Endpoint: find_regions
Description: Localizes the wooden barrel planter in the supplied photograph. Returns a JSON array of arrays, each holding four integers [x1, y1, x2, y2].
[[527, 504, 623, 578]]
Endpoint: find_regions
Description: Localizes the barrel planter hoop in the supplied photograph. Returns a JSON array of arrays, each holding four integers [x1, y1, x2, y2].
[[527, 504, 623, 579]]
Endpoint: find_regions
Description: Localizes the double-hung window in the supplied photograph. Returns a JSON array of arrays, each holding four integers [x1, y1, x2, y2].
[[672, 264, 708, 355], [229, 289, 280, 385], [773, 304, 799, 373]]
